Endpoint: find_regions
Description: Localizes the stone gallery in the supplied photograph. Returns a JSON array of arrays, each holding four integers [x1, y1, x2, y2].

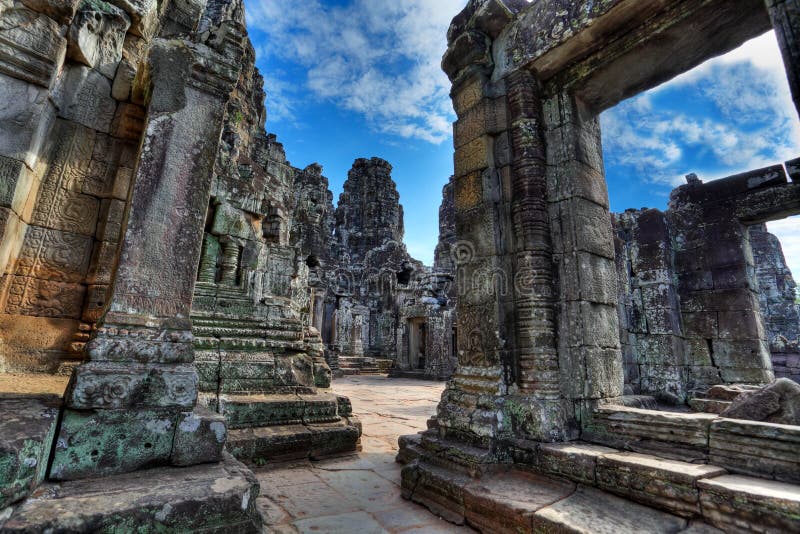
[[0, 0, 798, 531]]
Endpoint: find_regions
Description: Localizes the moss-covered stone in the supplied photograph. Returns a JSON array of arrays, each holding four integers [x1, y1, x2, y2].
[[0, 394, 61, 509], [50, 408, 177, 481]]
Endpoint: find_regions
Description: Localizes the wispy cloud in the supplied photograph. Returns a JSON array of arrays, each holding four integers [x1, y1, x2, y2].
[[601, 31, 800, 188], [245, 0, 463, 144]]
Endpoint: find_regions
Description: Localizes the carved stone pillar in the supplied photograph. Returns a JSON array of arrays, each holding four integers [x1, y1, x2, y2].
[[767, 0, 800, 116], [219, 237, 240, 286], [506, 69, 559, 400], [52, 30, 245, 480]]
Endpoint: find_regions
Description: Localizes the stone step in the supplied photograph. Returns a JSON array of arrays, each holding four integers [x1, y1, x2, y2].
[[709, 418, 800, 483], [227, 419, 361, 464], [584, 405, 719, 462], [403, 453, 800, 532], [0, 453, 262, 532], [214, 393, 341, 429], [595, 452, 727, 518], [416, 431, 499, 478], [402, 461, 712, 533], [586, 404, 800, 484], [532, 440, 800, 525], [699, 474, 800, 532], [533, 442, 727, 518], [0, 394, 61, 509]]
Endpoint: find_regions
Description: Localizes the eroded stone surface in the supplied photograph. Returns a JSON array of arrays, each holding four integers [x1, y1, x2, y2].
[[2, 453, 262, 532], [0, 394, 61, 508], [720, 378, 800, 425]]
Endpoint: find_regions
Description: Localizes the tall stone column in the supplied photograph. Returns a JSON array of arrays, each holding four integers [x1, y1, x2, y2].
[[543, 90, 625, 413], [439, 52, 514, 444], [51, 30, 245, 480], [506, 69, 559, 399], [767, 0, 800, 116], [65, 38, 242, 410]]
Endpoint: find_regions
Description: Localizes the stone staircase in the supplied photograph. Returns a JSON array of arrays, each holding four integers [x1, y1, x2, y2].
[[337, 356, 394, 375], [398, 403, 800, 533]]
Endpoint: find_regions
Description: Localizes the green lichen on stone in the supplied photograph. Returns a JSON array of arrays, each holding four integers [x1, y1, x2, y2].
[[50, 409, 177, 481]]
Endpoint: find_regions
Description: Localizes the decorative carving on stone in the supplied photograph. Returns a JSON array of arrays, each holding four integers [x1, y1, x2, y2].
[[67, 0, 131, 78]]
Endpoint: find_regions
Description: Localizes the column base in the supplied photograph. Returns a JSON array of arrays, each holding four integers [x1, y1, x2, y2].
[[2, 453, 262, 533]]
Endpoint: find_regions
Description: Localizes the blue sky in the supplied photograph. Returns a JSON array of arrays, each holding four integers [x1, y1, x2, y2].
[[244, 1, 800, 278]]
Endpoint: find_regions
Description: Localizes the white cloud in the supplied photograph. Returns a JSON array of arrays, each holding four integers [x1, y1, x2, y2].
[[767, 217, 800, 281], [245, 0, 464, 144], [601, 31, 800, 188]]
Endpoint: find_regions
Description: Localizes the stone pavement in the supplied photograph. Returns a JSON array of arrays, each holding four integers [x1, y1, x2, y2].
[[255, 375, 472, 533]]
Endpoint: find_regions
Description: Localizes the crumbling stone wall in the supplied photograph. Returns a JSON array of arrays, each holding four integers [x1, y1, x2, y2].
[[0, 0, 147, 373], [191, 32, 331, 400], [615, 167, 800, 401], [751, 223, 800, 347]]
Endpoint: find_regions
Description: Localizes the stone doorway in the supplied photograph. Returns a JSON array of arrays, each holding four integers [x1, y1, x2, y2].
[[408, 318, 428, 370]]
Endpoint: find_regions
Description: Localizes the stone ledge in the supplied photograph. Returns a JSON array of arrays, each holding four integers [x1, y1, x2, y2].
[[0, 394, 61, 509], [709, 418, 800, 483], [698, 474, 800, 533], [596, 452, 727, 517], [584, 405, 717, 462], [1, 453, 262, 532], [227, 419, 360, 465]]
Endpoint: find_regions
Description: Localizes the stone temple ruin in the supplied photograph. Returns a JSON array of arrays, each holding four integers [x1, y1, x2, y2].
[[290, 158, 458, 380], [0, 0, 799, 531]]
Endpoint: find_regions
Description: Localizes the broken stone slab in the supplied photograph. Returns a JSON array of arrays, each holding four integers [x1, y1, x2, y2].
[[0, 394, 61, 509], [0, 72, 56, 169], [786, 157, 800, 182], [719, 378, 800, 426], [20, 0, 80, 24], [0, 5, 67, 89], [1, 453, 262, 532], [698, 474, 800, 533], [688, 398, 731, 415], [53, 65, 118, 134], [462, 470, 575, 533], [531, 485, 689, 534], [596, 452, 727, 518], [67, 0, 131, 79], [709, 418, 800, 483], [111, 57, 136, 100]]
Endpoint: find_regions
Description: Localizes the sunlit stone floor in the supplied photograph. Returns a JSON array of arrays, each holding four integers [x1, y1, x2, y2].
[[0, 372, 469, 532], [255, 375, 473, 533]]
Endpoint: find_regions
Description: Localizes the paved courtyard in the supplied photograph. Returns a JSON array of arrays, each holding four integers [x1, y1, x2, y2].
[[255, 375, 472, 533]]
